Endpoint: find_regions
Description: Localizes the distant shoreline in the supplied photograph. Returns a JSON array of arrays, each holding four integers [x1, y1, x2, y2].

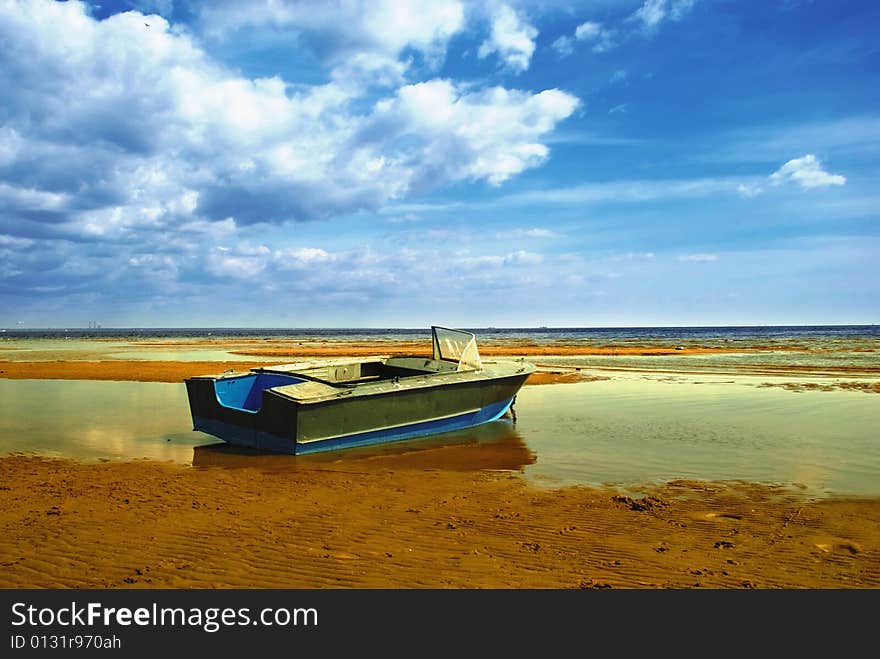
[[0, 331, 876, 383], [2, 323, 878, 335]]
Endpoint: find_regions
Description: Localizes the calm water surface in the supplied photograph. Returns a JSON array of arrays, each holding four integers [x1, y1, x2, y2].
[[514, 376, 879, 496], [1, 375, 877, 498], [0, 380, 204, 463]]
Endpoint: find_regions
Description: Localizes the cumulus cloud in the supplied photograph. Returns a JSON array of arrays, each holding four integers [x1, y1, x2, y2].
[[553, 19, 615, 57], [0, 0, 581, 321], [555, 1, 692, 58], [199, 0, 465, 80], [576, 20, 617, 52], [574, 21, 602, 41], [769, 154, 846, 189], [0, 0, 578, 240], [477, 3, 538, 73], [629, 0, 696, 33], [365, 80, 579, 186], [551, 35, 574, 57], [206, 244, 272, 280]]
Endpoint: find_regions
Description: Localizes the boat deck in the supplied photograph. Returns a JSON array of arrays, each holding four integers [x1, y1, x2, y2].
[[254, 356, 534, 404]]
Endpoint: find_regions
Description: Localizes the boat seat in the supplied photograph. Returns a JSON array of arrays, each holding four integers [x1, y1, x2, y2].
[[272, 380, 341, 402]]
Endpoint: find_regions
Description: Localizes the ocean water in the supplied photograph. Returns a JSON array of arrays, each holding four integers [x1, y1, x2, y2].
[[0, 326, 878, 497], [2, 324, 878, 344]]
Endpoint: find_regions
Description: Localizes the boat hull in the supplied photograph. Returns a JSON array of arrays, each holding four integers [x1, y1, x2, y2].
[[185, 367, 531, 455]]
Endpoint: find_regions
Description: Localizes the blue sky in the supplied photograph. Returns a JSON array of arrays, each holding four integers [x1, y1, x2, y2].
[[0, 0, 877, 328]]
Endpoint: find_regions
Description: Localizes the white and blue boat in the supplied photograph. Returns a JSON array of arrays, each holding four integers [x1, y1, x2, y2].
[[185, 327, 534, 454]]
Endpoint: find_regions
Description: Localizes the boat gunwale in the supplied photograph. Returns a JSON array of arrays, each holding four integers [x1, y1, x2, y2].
[[263, 359, 535, 405]]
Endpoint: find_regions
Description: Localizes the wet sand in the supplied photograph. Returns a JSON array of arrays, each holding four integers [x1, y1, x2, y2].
[[0, 359, 586, 386], [1, 454, 878, 589], [0, 359, 274, 383], [1, 335, 876, 383], [1, 337, 878, 588]]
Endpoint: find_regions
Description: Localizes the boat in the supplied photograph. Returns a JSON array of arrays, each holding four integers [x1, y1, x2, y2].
[[184, 326, 535, 455]]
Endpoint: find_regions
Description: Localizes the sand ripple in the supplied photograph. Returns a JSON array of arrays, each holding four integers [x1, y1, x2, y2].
[[1, 456, 878, 589]]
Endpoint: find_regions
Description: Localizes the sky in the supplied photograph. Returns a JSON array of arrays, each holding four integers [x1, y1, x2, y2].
[[0, 0, 878, 328]]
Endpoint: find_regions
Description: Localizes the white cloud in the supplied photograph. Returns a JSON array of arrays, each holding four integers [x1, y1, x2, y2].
[[630, 0, 696, 33], [388, 212, 423, 224], [632, 0, 666, 29], [501, 177, 747, 205], [575, 21, 600, 40], [477, 3, 538, 73], [206, 244, 271, 280], [496, 227, 559, 239], [460, 249, 544, 267], [0, 0, 583, 318], [275, 247, 335, 268], [677, 253, 718, 262], [0, 0, 578, 241], [554, 19, 615, 57], [612, 252, 656, 261], [190, 241, 554, 305], [769, 154, 847, 189], [556, 1, 693, 58], [578, 21, 617, 53], [737, 183, 763, 198], [505, 249, 543, 265], [0, 234, 34, 248], [669, 0, 697, 20], [370, 80, 579, 186], [200, 0, 465, 79], [0, 182, 69, 211], [127, 253, 179, 283], [551, 35, 573, 57]]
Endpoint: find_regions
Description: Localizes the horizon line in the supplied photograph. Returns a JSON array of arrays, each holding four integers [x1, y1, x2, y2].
[[2, 323, 878, 331]]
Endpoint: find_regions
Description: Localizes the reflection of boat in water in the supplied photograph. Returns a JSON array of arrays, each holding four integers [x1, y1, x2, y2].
[[185, 327, 534, 455], [192, 418, 536, 473]]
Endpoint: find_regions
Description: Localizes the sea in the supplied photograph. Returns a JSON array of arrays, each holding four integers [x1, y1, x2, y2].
[[3, 324, 878, 342], [1, 325, 878, 498]]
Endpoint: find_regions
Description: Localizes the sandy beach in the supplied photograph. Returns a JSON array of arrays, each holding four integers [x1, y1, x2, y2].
[[1, 336, 878, 589], [2, 454, 878, 589]]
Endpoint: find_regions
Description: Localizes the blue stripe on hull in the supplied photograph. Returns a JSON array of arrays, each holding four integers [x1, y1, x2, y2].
[[295, 397, 515, 454], [194, 397, 515, 455]]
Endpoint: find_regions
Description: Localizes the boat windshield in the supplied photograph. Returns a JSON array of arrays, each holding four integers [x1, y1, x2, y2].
[[431, 326, 482, 372]]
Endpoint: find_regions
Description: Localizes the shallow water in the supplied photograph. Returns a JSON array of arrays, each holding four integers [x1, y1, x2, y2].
[[513, 376, 880, 497], [0, 375, 877, 498], [529, 349, 879, 375], [0, 380, 206, 463], [0, 338, 277, 363]]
